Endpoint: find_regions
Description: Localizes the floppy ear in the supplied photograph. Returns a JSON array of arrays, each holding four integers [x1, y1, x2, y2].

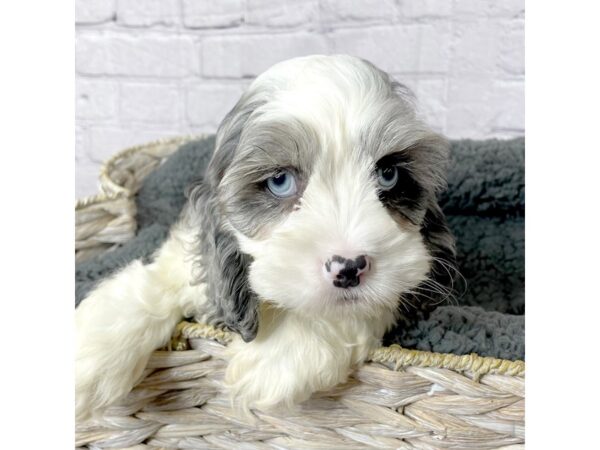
[[416, 136, 458, 306], [187, 182, 259, 342], [185, 93, 266, 342], [396, 135, 458, 325]]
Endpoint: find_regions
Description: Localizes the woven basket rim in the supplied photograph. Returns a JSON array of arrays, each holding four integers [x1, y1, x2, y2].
[[174, 321, 525, 378], [75, 134, 206, 211], [75, 190, 123, 210]]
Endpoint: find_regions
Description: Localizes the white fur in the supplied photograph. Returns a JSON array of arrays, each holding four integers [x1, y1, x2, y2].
[[75, 223, 204, 420], [238, 150, 430, 319], [75, 55, 435, 420], [225, 302, 394, 411]]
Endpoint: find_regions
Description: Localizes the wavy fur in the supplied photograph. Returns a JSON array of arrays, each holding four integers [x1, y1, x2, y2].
[[75, 55, 455, 419]]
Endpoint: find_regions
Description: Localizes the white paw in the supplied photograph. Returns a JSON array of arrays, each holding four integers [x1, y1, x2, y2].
[[75, 340, 148, 421], [224, 336, 353, 411]]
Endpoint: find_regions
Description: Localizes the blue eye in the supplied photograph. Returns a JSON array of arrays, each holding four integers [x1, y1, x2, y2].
[[377, 166, 398, 190], [266, 170, 297, 198]]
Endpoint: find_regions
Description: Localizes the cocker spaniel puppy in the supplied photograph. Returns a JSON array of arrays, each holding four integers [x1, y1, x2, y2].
[[75, 54, 455, 420]]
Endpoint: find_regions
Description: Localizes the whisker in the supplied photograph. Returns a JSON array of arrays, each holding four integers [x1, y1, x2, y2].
[[431, 256, 467, 294]]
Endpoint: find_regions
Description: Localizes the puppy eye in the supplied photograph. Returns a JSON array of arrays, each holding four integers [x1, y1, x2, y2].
[[376, 166, 398, 190], [266, 170, 298, 198]]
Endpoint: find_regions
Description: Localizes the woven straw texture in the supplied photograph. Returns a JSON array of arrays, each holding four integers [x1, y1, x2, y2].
[[75, 138, 525, 450], [75, 135, 200, 262]]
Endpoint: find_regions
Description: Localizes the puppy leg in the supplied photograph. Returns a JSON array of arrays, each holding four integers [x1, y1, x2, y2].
[[225, 305, 391, 410], [75, 223, 204, 421]]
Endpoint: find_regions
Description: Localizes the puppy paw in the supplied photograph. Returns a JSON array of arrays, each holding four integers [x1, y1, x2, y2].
[[224, 336, 353, 411], [75, 341, 148, 421], [75, 298, 155, 421]]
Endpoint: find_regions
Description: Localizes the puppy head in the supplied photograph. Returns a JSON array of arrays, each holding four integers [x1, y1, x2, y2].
[[194, 55, 455, 341]]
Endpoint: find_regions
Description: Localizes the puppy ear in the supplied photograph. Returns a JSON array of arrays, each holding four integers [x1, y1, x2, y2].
[[187, 183, 259, 342], [417, 136, 458, 300], [185, 93, 266, 342], [397, 135, 459, 324]]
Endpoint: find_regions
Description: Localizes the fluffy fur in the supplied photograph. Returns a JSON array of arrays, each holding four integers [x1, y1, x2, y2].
[[75, 54, 455, 420]]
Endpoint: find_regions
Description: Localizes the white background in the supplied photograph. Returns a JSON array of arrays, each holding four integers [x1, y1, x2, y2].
[[75, 0, 525, 197]]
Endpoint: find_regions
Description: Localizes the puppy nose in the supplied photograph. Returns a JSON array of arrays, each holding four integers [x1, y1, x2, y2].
[[323, 254, 371, 288]]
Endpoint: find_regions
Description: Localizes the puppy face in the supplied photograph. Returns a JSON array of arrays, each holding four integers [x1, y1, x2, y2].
[[195, 55, 454, 338]]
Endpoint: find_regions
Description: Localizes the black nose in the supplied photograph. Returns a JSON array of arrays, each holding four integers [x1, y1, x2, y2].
[[335, 271, 361, 288], [324, 254, 370, 289]]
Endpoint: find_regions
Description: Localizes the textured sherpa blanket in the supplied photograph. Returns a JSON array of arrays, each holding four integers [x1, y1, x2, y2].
[[75, 136, 525, 361]]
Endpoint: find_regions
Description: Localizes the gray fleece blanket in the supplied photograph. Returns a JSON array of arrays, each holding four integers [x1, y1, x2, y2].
[[76, 136, 525, 361]]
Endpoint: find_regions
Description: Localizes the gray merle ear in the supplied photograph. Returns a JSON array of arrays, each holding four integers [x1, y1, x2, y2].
[[393, 135, 459, 326], [408, 134, 458, 299], [184, 93, 266, 342], [187, 182, 259, 342], [412, 134, 459, 316], [397, 134, 458, 297]]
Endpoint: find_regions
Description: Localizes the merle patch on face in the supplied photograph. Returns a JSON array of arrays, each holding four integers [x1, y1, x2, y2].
[[219, 118, 318, 238], [374, 151, 425, 225]]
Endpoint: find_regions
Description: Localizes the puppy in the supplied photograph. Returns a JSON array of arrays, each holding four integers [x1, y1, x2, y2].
[[75, 54, 456, 420]]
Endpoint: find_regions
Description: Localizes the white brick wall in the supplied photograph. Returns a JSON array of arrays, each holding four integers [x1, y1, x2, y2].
[[75, 0, 524, 198]]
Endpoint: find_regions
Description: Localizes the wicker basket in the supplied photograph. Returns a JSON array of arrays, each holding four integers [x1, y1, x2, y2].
[[75, 137, 525, 450], [75, 135, 199, 262]]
